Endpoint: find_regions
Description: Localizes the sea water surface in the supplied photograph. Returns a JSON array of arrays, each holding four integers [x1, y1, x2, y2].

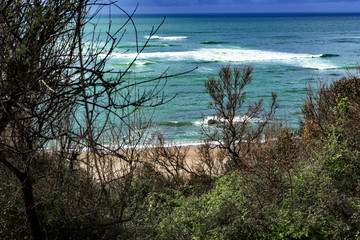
[[86, 13, 360, 144]]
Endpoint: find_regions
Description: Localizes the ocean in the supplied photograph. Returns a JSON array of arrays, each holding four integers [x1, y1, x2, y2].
[[86, 13, 360, 145]]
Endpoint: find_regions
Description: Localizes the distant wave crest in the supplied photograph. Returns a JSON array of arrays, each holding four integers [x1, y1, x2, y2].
[[158, 121, 193, 127], [199, 41, 226, 45], [320, 53, 340, 58], [145, 35, 188, 40]]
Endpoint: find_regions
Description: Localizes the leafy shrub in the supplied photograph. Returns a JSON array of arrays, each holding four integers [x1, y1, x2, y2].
[[266, 161, 360, 239], [301, 67, 360, 148], [154, 172, 272, 239]]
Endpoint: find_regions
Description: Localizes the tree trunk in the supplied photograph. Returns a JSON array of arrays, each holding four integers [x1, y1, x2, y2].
[[20, 172, 47, 240]]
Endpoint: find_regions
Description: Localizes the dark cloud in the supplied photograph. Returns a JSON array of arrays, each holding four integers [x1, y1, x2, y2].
[[121, 0, 254, 7], [125, 0, 221, 7], [133, 0, 359, 5], [249, 0, 359, 2]]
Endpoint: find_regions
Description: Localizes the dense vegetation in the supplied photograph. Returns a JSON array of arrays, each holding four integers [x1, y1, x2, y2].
[[2, 64, 360, 239], [119, 67, 360, 240], [1, 1, 360, 239]]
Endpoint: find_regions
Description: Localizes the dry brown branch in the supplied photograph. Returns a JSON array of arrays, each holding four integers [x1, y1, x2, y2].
[[201, 64, 278, 170], [144, 133, 194, 185]]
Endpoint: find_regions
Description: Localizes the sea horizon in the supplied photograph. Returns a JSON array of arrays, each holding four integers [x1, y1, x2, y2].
[[108, 12, 360, 17]]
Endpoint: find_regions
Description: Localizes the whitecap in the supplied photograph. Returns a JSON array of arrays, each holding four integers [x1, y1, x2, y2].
[[145, 35, 188, 40], [107, 48, 338, 70], [291, 58, 338, 70], [194, 115, 261, 126]]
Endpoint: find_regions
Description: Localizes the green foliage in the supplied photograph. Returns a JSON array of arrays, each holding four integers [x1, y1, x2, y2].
[[262, 161, 360, 239], [154, 173, 264, 239], [321, 131, 360, 195], [0, 171, 29, 239], [313, 92, 360, 196], [333, 95, 351, 125]]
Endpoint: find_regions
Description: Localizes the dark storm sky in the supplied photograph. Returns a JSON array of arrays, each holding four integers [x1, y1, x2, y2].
[[116, 0, 360, 14]]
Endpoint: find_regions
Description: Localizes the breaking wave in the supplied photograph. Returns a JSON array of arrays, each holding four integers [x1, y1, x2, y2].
[[320, 53, 340, 58], [194, 115, 261, 126], [108, 48, 338, 70], [145, 35, 188, 40]]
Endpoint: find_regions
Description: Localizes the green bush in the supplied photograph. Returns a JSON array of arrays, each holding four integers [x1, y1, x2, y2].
[[154, 172, 269, 239], [266, 164, 352, 239], [0, 170, 29, 239]]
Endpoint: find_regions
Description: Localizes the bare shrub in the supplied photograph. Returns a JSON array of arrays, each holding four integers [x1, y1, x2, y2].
[[144, 133, 193, 186], [201, 64, 278, 170], [244, 124, 301, 202], [194, 140, 226, 176]]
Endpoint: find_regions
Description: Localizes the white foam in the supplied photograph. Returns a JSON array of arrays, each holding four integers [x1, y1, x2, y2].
[[145, 35, 188, 40], [108, 48, 337, 70], [194, 115, 260, 126], [292, 58, 337, 70], [133, 61, 151, 66], [147, 141, 204, 149]]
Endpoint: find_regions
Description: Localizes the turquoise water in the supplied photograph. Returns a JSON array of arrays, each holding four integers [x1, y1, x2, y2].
[[86, 13, 360, 144]]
